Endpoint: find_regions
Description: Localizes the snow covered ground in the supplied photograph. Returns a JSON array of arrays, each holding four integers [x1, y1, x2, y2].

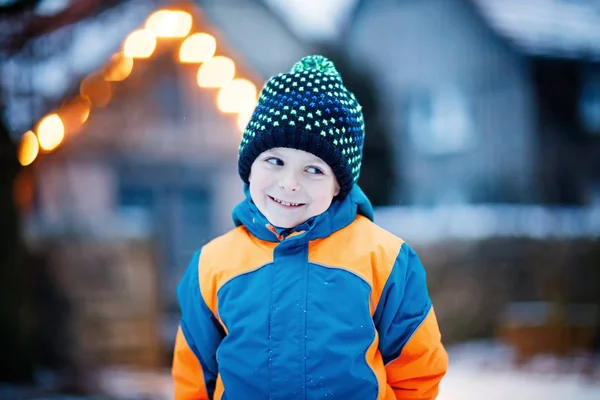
[[439, 365, 600, 400], [97, 341, 600, 400], [3, 341, 599, 399], [438, 341, 600, 400]]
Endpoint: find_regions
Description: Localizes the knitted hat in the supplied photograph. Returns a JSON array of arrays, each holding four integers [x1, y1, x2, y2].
[[238, 55, 365, 197]]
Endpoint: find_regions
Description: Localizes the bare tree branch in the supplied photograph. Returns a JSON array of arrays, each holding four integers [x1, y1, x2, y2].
[[1, 0, 130, 55]]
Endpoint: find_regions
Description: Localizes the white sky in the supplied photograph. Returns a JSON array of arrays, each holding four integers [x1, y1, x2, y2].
[[263, 0, 359, 41]]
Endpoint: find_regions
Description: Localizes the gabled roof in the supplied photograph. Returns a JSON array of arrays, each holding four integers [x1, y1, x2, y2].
[[472, 0, 600, 60], [345, 0, 600, 61], [3, 1, 157, 140], [197, 0, 309, 78], [8, 0, 286, 166]]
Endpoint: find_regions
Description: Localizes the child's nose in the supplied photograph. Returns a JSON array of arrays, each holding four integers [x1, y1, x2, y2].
[[278, 170, 301, 192]]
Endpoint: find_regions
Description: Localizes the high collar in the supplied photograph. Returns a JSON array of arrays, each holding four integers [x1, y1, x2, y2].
[[232, 184, 374, 242]]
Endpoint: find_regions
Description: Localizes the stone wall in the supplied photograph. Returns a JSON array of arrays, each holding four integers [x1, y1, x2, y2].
[[28, 236, 162, 373]]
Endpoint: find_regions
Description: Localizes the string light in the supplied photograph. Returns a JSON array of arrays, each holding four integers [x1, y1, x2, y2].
[[21, 8, 257, 165]]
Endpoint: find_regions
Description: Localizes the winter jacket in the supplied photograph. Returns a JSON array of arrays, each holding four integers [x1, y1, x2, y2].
[[172, 185, 448, 399]]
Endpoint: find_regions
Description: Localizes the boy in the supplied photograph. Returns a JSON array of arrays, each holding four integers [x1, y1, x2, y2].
[[172, 55, 448, 399]]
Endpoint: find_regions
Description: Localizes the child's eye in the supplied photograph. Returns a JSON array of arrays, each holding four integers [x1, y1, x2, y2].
[[266, 157, 283, 166], [306, 166, 324, 175]]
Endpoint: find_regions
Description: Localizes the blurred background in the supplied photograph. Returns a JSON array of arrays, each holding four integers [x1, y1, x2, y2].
[[1, 0, 600, 398]]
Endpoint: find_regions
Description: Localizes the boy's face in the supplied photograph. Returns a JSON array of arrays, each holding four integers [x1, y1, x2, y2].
[[249, 147, 340, 229]]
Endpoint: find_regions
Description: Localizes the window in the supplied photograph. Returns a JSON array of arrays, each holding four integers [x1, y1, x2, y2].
[[118, 185, 155, 211], [165, 187, 212, 311], [178, 188, 211, 257], [589, 181, 600, 206], [579, 71, 600, 135], [406, 87, 475, 155], [153, 64, 185, 122]]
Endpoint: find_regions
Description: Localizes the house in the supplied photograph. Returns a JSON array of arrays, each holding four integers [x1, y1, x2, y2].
[[472, 0, 600, 206], [343, 0, 600, 206], [9, 0, 309, 356]]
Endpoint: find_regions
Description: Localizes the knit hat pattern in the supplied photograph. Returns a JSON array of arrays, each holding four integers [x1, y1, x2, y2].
[[238, 55, 365, 196]]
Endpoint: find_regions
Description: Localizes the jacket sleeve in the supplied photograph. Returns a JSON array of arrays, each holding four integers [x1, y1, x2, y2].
[[374, 243, 448, 400], [172, 250, 225, 400]]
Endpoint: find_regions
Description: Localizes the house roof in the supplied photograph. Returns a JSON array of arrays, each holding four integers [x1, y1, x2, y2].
[[344, 0, 600, 61], [471, 0, 600, 60], [2, 1, 157, 140], [4, 0, 310, 141], [7, 0, 308, 166], [197, 0, 309, 78]]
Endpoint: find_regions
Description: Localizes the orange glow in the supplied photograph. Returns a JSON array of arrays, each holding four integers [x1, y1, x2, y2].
[[197, 56, 235, 88], [146, 10, 192, 38], [123, 29, 157, 59], [80, 74, 112, 108], [217, 79, 257, 114], [104, 53, 134, 81], [59, 96, 91, 135], [17, 130, 39, 166], [76, 97, 91, 123], [14, 170, 34, 212], [179, 33, 216, 63], [237, 106, 255, 132], [36, 114, 64, 152]]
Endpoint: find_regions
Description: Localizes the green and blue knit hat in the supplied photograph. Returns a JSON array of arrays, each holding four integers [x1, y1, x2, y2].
[[238, 55, 365, 197]]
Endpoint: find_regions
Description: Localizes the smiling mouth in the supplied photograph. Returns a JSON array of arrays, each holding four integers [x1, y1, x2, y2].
[[268, 195, 306, 208]]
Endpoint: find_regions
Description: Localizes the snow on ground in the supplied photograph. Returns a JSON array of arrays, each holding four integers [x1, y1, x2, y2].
[[97, 341, 600, 400], [438, 341, 600, 400], [97, 368, 173, 400], [97, 355, 600, 400], [440, 365, 600, 400], [3, 341, 599, 399]]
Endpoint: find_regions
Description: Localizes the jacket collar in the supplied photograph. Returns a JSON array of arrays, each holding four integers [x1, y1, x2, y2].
[[232, 184, 374, 242]]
